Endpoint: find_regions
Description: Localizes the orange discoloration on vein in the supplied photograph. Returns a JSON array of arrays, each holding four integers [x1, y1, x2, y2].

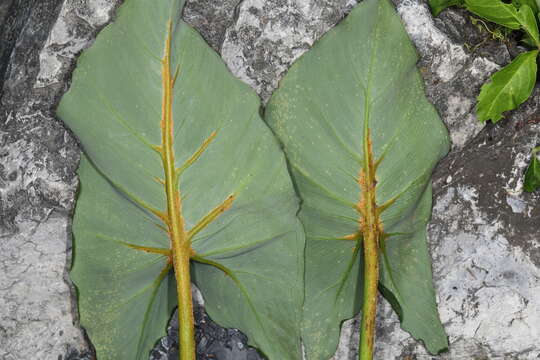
[[356, 129, 384, 360], [160, 22, 186, 253], [157, 23, 196, 360], [124, 243, 172, 256], [341, 232, 360, 241], [357, 130, 384, 240], [149, 208, 168, 224], [153, 176, 166, 186], [188, 194, 235, 241], [127, 21, 235, 360], [177, 131, 217, 175]]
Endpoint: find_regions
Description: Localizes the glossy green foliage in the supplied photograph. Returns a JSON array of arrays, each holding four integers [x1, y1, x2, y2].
[[514, 0, 540, 13], [464, 0, 540, 123], [477, 50, 539, 123], [469, 0, 540, 123], [524, 147, 540, 192], [464, 0, 533, 32], [57, 0, 304, 358], [428, 0, 464, 16], [464, 1, 540, 43], [266, 0, 449, 358], [429, 0, 540, 124]]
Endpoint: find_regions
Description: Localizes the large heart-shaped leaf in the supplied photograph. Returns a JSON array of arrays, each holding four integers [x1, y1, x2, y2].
[[265, 0, 450, 358], [57, 0, 304, 359]]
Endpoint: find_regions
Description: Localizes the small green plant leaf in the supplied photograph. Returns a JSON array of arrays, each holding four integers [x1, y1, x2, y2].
[[514, 0, 539, 14], [524, 147, 540, 192], [477, 50, 538, 123], [428, 0, 464, 16], [464, 0, 522, 28], [515, 4, 540, 45], [521, 33, 538, 47], [57, 0, 304, 359], [465, 0, 540, 45], [266, 0, 449, 358]]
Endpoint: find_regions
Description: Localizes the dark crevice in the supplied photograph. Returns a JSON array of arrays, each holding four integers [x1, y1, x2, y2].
[[0, 0, 64, 115], [150, 305, 265, 360]]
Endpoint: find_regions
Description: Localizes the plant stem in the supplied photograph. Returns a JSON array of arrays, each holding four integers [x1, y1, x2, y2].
[[174, 253, 195, 360], [358, 128, 381, 360], [160, 21, 195, 360], [359, 231, 379, 360]]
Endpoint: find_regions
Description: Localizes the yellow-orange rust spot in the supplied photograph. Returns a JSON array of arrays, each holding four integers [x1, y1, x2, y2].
[[355, 130, 383, 241], [125, 243, 171, 256], [186, 194, 236, 242], [155, 19, 242, 360], [341, 232, 360, 241], [356, 129, 383, 360], [154, 176, 165, 185]]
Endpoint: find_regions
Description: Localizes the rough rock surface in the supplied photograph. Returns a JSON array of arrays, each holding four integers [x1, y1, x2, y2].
[[373, 87, 540, 359], [183, 0, 242, 52], [0, 0, 106, 358], [2, 0, 539, 359], [221, 0, 357, 102]]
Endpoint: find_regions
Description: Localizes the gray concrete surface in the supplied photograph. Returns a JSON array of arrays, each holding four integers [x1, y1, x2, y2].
[[0, 0, 115, 358]]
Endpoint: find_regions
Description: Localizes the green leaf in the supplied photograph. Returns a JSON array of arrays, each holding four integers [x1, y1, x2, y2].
[[524, 147, 540, 192], [265, 0, 449, 358], [476, 50, 538, 123], [428, 0, 464, 16], [465, 0, 540, 45], [521, 33, 538, 47], [57, 0, 304, 358], [465, 0, 521, 28], [515, 4, 540, 45], [514, 0, 539, 14]]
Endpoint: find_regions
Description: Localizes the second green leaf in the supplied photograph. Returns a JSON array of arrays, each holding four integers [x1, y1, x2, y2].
[[266, 0, 450, 358]]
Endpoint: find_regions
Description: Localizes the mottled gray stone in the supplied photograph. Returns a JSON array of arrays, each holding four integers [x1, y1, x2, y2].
[[378, 3, 539, 358], [0, 217, 92, 360], [396, 1, 493, 149], [220, 0, 508, 146], [183, 0, 242, 51], [222, 0, 357, 102], [0, 0, 118, 358]]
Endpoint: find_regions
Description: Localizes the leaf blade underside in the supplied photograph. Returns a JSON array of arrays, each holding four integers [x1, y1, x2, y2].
[[58, 0, 304, 359], [266, 0, 450, 358]]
